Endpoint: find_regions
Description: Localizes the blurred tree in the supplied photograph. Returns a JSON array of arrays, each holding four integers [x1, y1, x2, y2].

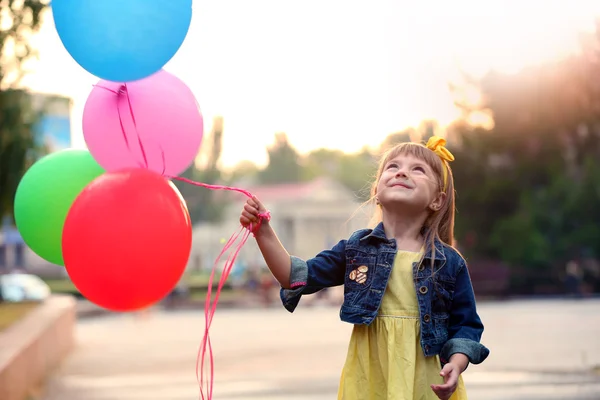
[[302, 147, 344, 181], [226, 160, 260, 184], [380, 129, 413, 152], [258, 132, 302, 184], [175, 116, 226, 223], [380, 122, 439, 151], [450, 20, 600, 293], [0, 0, 48, 218], [334, 148, 377, 200], [418, 120, 439, 142], [302, 146, 376, 200]]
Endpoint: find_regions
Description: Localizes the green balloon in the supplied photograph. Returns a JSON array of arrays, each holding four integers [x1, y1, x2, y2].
[[14, 149, 105, 266]]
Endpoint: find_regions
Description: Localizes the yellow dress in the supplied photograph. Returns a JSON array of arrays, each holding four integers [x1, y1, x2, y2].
[[338, 250, 468, 400]]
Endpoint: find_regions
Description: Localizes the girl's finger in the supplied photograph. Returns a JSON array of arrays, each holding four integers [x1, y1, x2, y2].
[[252, 196, 266, 212], [240, 213, 257, 226], [243, 203, 259, 215], [241, 210, 258, 222], [247, 198, 259, 209]]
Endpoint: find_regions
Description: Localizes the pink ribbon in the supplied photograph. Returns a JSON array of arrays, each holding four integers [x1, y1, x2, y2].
[[97, 84, 271, 400], [94, 84, 162, 173], [95, 83, 270, 400], [171, 178, 270, 400], [170, 177, 270, 399]]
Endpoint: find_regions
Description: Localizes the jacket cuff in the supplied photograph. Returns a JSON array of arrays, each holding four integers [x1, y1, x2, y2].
[[280, 256, 308, 313], [289, 256, 308, 287], [440, 338, 490, 365]]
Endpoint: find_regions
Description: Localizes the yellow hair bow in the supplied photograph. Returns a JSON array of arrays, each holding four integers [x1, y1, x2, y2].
[[425, 136, 454, 190]]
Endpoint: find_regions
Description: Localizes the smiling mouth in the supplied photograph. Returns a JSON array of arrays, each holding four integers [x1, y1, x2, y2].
[[391, 183, 412, 189]]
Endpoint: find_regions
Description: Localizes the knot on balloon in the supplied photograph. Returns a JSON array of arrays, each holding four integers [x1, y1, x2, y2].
[[249, 210, 271, 235]]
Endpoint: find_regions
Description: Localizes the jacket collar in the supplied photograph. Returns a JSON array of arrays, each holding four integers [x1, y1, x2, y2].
[[360, 222, 447, 261]]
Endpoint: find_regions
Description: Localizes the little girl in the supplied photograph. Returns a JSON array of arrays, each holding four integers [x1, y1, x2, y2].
[[240, 136, 489, 400]]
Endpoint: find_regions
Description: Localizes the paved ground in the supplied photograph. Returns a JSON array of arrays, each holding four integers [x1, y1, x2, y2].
[[42, 298, 600, 400]]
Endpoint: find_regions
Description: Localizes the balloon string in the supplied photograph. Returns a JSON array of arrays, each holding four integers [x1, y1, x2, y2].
[[93, 84, 133, 162], [172, 176, 270, 400], [93, 83, 268, 399], [93, 84, 151, 170], [169, 176, 271, 234], [171, 176, 253, 198], [122, 84, 150, 170], [198, 227, 249, 400], [116, 101, 133, 158]]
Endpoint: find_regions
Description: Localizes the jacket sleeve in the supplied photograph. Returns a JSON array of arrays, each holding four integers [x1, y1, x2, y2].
[[280, 239, 346, 313], [440, 257, 490, 366]]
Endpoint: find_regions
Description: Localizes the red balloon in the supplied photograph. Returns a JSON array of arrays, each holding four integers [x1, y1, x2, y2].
[[62, 168, 192, 311]]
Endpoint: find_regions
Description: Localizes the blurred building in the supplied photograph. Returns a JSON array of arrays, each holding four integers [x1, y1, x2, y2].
[[0, 92, 73, 276], [183, 176, 515, 299], [189, 177, 373, 272], [30, 92, 72, 152]]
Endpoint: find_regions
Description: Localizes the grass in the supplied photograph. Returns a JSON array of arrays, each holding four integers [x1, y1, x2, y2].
[[43, 279, 77, 293], [0, 302, 38, 332], [43, 271, 229, 297], [189, 289, 240, 302], [186, 272, 223, 287]]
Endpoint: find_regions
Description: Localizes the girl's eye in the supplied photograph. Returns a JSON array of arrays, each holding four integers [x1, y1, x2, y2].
[[413, 166, 426, 173], [386, 163, 398, 170]]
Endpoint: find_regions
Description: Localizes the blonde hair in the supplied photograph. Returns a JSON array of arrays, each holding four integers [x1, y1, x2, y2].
[[368, 141, 456, 258]]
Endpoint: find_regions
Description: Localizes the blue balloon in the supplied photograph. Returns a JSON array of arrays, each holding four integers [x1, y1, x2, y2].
[[52, 0, 192, 82]]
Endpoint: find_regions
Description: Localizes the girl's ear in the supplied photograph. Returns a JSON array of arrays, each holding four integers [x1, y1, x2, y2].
[[429, 191, 446, 212]]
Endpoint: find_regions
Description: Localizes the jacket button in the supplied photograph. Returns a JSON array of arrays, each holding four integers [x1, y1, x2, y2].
[[423, 314, 431, 323], [419, 286, 428, 294], [425, 345, 430, 352]]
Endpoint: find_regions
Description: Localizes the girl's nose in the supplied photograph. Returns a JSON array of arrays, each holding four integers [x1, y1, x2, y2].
[[395, 169, 408, 178]]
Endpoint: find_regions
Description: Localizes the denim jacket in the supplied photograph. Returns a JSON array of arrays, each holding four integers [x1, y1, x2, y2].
[[280, 222, 490, 366]]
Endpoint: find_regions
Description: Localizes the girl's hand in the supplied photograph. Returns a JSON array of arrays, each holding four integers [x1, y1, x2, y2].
[[431, 362, 460, 400], [240, 196, 268, 232]]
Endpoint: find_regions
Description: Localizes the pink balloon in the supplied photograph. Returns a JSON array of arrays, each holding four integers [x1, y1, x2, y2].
[[83, 69, 203, 177]]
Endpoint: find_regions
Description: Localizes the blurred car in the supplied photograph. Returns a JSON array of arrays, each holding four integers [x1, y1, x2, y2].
[[0, 273, 51, 302]]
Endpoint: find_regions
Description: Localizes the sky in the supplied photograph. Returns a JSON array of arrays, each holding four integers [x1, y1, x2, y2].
[[21, 0, 600, 170]]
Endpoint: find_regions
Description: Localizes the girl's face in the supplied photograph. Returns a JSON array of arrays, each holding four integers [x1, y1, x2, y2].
[[376, 153, 444, 213]]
